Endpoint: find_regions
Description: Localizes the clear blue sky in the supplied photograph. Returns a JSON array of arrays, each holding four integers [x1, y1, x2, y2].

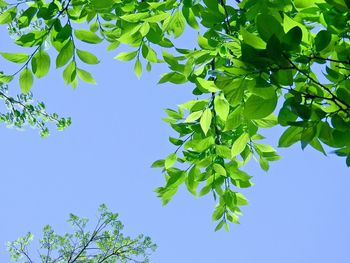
[[1, 23, 350, 263]]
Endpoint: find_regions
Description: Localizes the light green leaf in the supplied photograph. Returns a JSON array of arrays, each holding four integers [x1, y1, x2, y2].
[[158, 72, 187, 84], [63, 60, 76, 85], [182, 6, 199, 30], [231, 132, 250, 157], [241, 27, 266, 49], [0, 0, 8, 7], [254, 143, 276, 153], [213, 163, 226, 176], [214, 96, 229, 121], [0, 6, 16, 24], [151, 159, 165, 168], [77, 68, 96, 84], [200, 108, 212, 135], [215, 145, 231, 159], [165, 153, 177, 169], [120, 12, 149, 22], [74, 29, 103, 44], [76, 49, 100, 64], [134, 58, 142, 79], [31, 50, 50, 78], [0, 52, 29, 63], [196, 78, 220, 93], [243, 95, 277, 119], [0, 74, 13, 83], [162, 10, 185, 38], [19, 68, 33, 93], [186, 166, 200, 196], [184, 110, 203, 123], [143, 12, 170, 23], [107, 41, 120, 51], [114, 51, 137, 61]]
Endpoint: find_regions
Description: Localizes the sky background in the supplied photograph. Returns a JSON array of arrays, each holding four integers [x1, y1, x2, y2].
[[0, 18, 350, 263]]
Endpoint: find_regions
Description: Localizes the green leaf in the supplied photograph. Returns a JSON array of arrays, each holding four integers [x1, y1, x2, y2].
[[243, 95, 277, 119], [282, 26, 302, 51], [214, 96, 229, 121], [315, 30, 332, 52], [56, 40, 74, 68], [17, 6, 37, 28], [134, 58, 142, 79], [278, 126, 303, 147], [216, 145, 231, 159], [196, 78, 220, 93], [200, 108, 212, 135], [0, 74, 13, 84], [231, 132, 250, 157], [212, 205, 225, 221], [114, 51, 137, 61], [90, 0, 115, 11], [0, 0, 8, 7], [31, 50, 50, 78], [120, 12, 149, 22], [256, 14, 284, 42], [184, 110, 203, 123], [214, 220, 225, 231], [107, 41, 120, 51], [182, 6, 199, 30], [253, 114, 277, 128], [142, 44, 158, 63], [158, 72, 187, 84], [241, 27, 266, 49], [0, 52, 29, 63], [76, 49, 100, 64], [259, 157, 269, 171], [162, 10, 185, 38], [63, 60, 76, 85], [165, 153, 177, 169], [0, 6, 16, 24], [151, 159, 165, 168], [74, 29, 103, 44], [169, 137, 183, 146], [77, 68, 96, 84], [186, 166, 200, 195], [19, 68, 33, 93], [213, 163, 226, 176], [143, 12, 170, 23]]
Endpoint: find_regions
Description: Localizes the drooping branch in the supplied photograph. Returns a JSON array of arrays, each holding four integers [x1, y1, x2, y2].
[[283, 53, 350, 113]]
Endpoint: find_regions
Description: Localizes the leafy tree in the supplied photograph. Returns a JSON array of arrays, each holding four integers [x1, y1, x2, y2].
[[0, 0, 350, 229], [6, 204, 156, 263]]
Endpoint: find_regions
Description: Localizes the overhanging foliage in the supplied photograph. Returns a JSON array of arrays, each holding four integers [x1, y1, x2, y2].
[[0, 0, 349, 230]]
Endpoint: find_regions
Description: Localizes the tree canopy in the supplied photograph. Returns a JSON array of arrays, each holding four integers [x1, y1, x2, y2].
[[0, 0, 350, 230], [7, 204, 156, 263]]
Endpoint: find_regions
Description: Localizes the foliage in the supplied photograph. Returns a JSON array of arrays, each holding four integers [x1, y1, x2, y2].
[[6, 204, 156, 263], [0, 82, 71, 136], [1, 0, 350, 229]]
